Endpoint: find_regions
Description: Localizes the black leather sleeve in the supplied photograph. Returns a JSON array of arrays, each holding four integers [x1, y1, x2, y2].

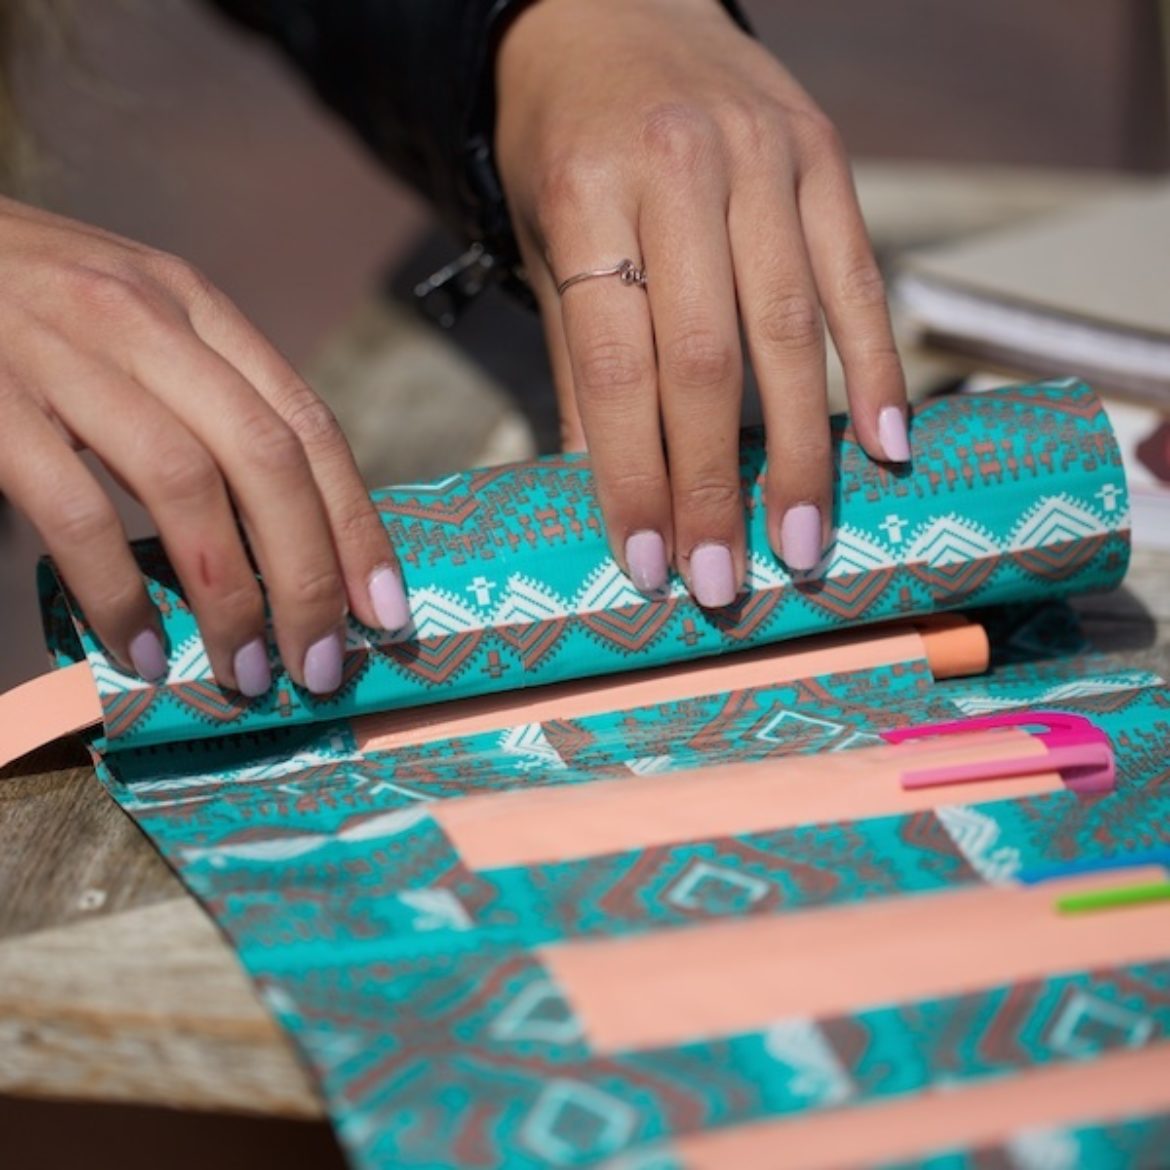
[[207, 0, 752, 304]]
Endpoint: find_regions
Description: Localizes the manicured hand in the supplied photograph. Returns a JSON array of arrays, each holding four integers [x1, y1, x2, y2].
[[496, 0, 909, 605], [0, 197, 408, 694]]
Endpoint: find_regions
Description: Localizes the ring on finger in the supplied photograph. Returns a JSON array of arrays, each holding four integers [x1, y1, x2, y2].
[[556, 258, 648, 297]]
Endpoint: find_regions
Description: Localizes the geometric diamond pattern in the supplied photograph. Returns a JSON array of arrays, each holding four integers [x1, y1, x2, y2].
[[1047, 989, 1155, 1056], [520, 1080, 637, 1164], [665, 860, 770, 913], [491, 981, 583, 1045]]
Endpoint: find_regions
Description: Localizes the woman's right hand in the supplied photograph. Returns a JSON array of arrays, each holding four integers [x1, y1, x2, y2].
[[0, 196, 408, 696]]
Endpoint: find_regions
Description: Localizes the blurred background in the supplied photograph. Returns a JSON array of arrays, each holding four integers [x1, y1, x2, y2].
[[1, 0, 1168, 689]]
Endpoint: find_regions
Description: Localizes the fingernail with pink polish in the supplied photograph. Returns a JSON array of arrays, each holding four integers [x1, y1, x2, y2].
[[304, 631, 344, 695], [690, 542, 737, 609], [233, 637, 271, 698], [878, 406, 911, 463], [129, 629, 167, 683], [369, 565, 410, 632], [780, 504, 823, 572], [625, 530, 668, 595]]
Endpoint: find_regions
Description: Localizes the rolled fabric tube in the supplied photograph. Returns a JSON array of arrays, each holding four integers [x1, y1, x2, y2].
[[37, 380, 1130, 753]]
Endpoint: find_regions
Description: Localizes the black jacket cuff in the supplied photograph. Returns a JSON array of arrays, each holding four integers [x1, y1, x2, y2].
[[208, 0, 754, 308]]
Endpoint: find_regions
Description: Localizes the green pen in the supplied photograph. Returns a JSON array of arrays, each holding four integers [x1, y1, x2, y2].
[[1056, 879, 1170, 915]]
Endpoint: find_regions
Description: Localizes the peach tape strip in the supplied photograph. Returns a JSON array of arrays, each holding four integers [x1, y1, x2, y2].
[[433, 729, 1060, 870], [0, 662, 102, 769], [353, 618, 986, 756], [539, 867, 1170, 1054], [0, 616, 986, 768], [675, 1042, 1170, 1170], [355, 625, 922, 754]]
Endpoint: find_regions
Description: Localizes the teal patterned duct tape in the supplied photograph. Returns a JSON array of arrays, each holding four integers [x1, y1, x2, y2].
[[38, 380, 1131, 752]]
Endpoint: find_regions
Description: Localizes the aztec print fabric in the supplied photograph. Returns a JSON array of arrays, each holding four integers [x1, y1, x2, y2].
[[886, 1113, 1170, 1170], [38, 381, 1170, 1167], [79, 631, 1170, 1168], [40, 381, 1129, 750]]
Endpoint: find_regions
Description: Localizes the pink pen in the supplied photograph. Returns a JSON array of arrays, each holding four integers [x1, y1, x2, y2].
[[880, 710, 1116, 796]]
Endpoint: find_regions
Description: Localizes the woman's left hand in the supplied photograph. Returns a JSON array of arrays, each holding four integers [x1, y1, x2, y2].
[[496, 0, 908, 606]]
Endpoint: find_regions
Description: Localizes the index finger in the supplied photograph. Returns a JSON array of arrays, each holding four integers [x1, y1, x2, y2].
[[170, 267, 408, 635]]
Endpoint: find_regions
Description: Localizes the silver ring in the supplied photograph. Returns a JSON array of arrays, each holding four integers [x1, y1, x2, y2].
[[557, 258, 648, 297]]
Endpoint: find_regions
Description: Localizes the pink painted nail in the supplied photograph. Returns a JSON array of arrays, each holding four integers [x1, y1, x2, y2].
[[369, 565, 410, 632], [625, 531, 668, 595], [878, 406, 911, 463], [690, 542, 737, 608], [128, 629, 167, 683], [304, 631, 344, 695], [780, 504, 823, 572], [233, 637, 271, 698]]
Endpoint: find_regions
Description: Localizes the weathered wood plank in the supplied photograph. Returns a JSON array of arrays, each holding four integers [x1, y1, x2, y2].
[[0, 899, 322, 1118], [0, 741, 183, 940]]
